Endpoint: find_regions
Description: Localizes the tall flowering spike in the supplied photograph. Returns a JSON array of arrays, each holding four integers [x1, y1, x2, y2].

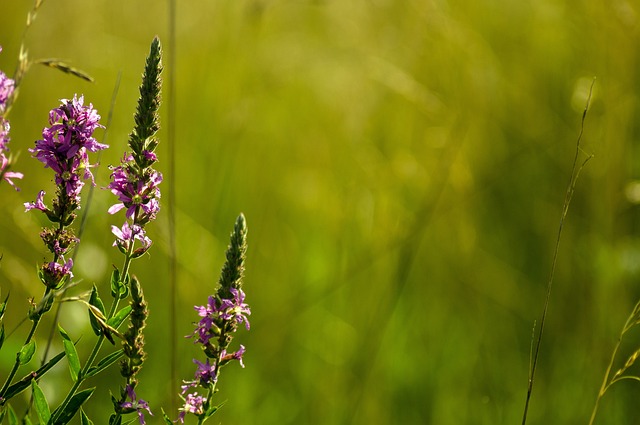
[[130, 36, 162, 163], [217, 213, 248, 300], [27, 95, 107, 224], [0, 46, 22, 190], [108, 37, 163, 252], [24, 95, 105, 294], [178, 215, 250, 424]]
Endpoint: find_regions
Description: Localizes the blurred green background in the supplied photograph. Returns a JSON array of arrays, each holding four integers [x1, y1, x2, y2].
[[2, 0, 640, 423]]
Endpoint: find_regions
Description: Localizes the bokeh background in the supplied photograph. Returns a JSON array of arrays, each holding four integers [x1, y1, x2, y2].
[[2, 0, 640, 423]]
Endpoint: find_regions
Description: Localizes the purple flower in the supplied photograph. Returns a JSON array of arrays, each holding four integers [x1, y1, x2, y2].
[[194, 358, 218, 385], [39, 257, 73, 289], [120, 384, 153, 425], [108, 158, 162, 221], [221, 345, 246, 368], [1, 154, 23, 190], [111, 222, 152, 254], [190, 289, 251, 347], [0, 53, 14, 112], [0, 118, 9, 151], [177, 393, 206, 423], [24, 190, 48, 212], [219, 288, 251, 330]]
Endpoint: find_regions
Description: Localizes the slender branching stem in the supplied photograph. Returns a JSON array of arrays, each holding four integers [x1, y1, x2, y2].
[[0, 288, 47, 399], [521, 79, 595, 425], [588, 297, 640, 424]]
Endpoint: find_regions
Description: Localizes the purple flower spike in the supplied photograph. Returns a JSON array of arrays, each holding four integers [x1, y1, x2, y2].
[[0, 47, 21, 190], [28, 95, 106, 211]]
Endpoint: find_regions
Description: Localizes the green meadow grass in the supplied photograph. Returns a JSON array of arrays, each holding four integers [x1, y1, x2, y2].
[[1, 1, 640, 423]]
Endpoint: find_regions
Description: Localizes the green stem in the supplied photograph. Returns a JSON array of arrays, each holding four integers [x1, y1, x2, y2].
[[588, 299, 640, 425], [50, 246, 135, 423], [0, 293, 46, 400]]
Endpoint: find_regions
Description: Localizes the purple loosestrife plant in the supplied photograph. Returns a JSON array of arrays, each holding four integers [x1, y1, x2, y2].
[[170, 214, 250, 425], [25, 95, 106, 290], [0, 46, 23, 190], [0, 94, 105, 409], [0, 33, 251, 425], [48, 38, 162, 425]]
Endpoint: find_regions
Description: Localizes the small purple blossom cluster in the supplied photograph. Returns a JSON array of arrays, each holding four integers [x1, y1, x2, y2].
[[120, 384, 152, 425], [108, 152, 162, 256], [27, 95, 106, 210], [0, 46, 23, 189], [178, 287, 250, 423], [25, 95, 106, 289]]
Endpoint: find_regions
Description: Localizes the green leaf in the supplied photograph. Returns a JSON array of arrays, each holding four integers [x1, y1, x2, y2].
[[0, 323, 5, 350], [53, 387, 94, 425], [0, 292, 9, 319], [59, 325, 81, 381], [35, 59, 94, 82], [85, 349, 124, 378], [18, 340, 36, 365], [80, 408, 94, 425], [161, 408, 174, 424], [205, 400, 225, 418], [31, 380, 51, 424], [7, 405, 17, 425], [23, 415, 33, 425], [110, 268, 129, 299], [4, 349, 66, 400], [107, 306, 132, 329], [88, 285, 106, 337]]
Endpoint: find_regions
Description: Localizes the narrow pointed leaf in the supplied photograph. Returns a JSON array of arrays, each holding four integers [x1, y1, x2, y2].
[[4, 349, 66, 399], [0, 323, 5, 350], [54, 387, 94, 424], [18, 340, 36, 365], [0, 292, 9, 319], [80, 409, 94, 425], [88, 285, 106, 337], [7, 405, 17, 425], [161, 409, 174, 425], [85, 349, 124, 378], [107, 305, 132, 329], [35, 59, 94, 82], [59, 325, 81, 381], [31, 380, 51, 424]]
